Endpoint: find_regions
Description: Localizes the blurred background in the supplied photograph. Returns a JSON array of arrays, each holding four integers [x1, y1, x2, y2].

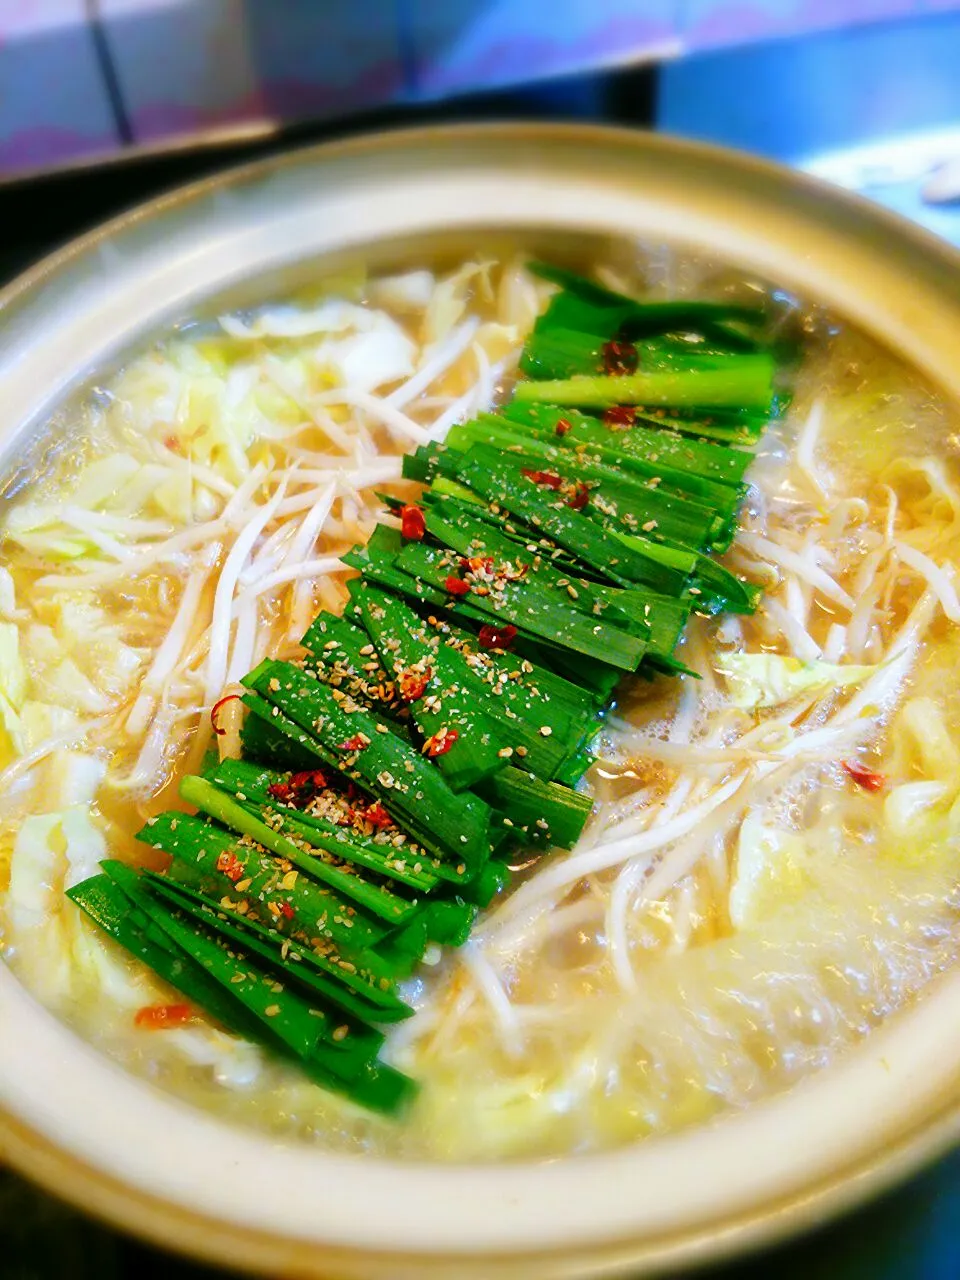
[[3, 1, 960, 1276]]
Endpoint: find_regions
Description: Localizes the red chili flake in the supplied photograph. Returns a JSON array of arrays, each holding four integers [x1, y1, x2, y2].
[[400, 504, 426, 541], [602, 405, 637, 429], [398, 666, 432, 702], [290, 769, 327, 791], [521, 468, 564, 489], [567, 482, 590, 511], [460, 554, 494, 574], [365, 802, 393, 830], [842, 761, 886, 793], [266, 781, 295, 802], [268, 769, 328, 807], [424, 727, 459, 757], [478, 623, 518, 650], [278, 901, 295, 921], [602, 339, 639, 375], [135, 1003, 194, 1030], [216, 851, 245, 883], [554, 417, 572, 437], [444, 575, 471, 596], [210, 692, 243, 736], [338, 734, 369, 752]]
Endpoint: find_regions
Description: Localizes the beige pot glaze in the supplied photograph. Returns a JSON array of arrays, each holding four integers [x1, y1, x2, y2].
[[3, 124, 960, 1279]]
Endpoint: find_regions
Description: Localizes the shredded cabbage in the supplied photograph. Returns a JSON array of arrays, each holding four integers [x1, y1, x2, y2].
[[122, 310, 416, 483], [68, 455, 143, 509], [0, 622, 27, 710], [368, 270, 435, 312], [32, 655, 110, 716], [3, 790, 263, 1079], [60, 803, 108, 888], [176, 374, 257, 483], [899, 695, 960, 779], [6, 801, 154, 1009], [475, 321, 522, 365], [0, 622, 27, 765], [50, 600, 142, 700], [884, 780, 952, 840], [729, 812, 812, 928], [3, 508, 94, 560], [311, 325, 414, 394], [718, 653, 878, 709], [25, 603, 142, 714], [157, 1026, 263, 1087], [3, 454, 182, 555], [6, 814, 62, 932], [414, 1055, 602, 1158], [219, 298, 380, 341], [19, 701, 80, 750], [41, 749, 106, 811], [423, 261, 495, 347], [0, 695, 24, 767], [0, 567, 17, 616]]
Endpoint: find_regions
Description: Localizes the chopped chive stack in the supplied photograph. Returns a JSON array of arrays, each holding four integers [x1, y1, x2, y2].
[[68, 263, 784, 1116]]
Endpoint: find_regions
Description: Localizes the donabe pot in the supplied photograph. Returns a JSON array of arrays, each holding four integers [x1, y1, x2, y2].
[[3, 123, 960, 1279]]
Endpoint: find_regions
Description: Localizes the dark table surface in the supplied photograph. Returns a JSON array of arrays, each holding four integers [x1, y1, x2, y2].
[[3, 51, 960, 1280]]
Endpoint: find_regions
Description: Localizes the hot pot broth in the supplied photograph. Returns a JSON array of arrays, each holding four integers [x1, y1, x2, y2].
[[1, 246, 959, 1159]]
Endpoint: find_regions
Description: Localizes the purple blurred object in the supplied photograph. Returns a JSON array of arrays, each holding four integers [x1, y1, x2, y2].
[[0, 1, 118, 173], [408, 0, 679, 99], [2, 0, 960, 178]]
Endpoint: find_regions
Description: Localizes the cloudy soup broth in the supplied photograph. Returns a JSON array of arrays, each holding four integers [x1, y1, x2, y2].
[[2, 242, 959, 1161]]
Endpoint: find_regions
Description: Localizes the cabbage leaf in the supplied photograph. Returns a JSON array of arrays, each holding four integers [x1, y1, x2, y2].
[[0, 622, 27, 766], [219, 298, 379, 341], [423, 261, 496, 347], [718, 653, 878, 709], [368, 270, 435, 312], [730, 811, 811, 928]]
